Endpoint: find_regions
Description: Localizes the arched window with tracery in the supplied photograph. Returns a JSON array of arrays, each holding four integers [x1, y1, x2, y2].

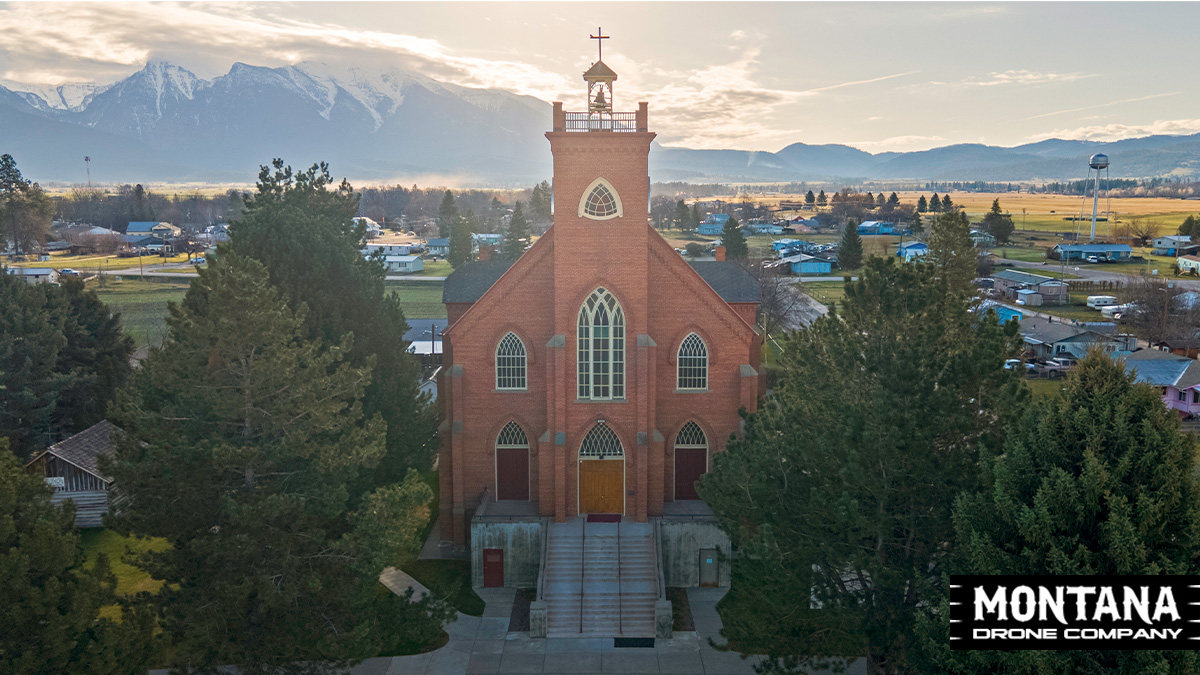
[[495, 332, 527, 390], [577, 288, 625, 400], [578, 178, 623, 220], [677, 333, 708, 391], [495, 421, 529, 500]]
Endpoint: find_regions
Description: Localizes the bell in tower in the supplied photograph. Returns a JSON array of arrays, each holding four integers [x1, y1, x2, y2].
[[583, 27, 617, 120]]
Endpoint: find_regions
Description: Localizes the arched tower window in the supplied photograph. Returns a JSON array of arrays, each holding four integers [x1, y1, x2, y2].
[[677, 333, 708, 390], [495, 421, 529, 501], [578, 178, 623, 220], [577, 288, 625, 400], [495, 332, 527, 390]]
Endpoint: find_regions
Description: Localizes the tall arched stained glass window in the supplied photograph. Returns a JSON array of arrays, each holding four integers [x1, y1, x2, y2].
[[577, 288, 625, 400]]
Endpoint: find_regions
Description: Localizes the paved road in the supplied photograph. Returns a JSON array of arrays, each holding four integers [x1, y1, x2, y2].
[[102, 260, 448, 283], [1002, 258, 1200, 289]]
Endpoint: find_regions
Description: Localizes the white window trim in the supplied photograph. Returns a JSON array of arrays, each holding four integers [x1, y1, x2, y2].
[[676, 332, 709, 391], [577, 288, 625, 401], [577, 177, 624, 221], [495, 332, 528, 391]]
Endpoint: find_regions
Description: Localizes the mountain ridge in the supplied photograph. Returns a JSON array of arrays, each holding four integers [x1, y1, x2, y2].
[[1, 61, 1197, 185]]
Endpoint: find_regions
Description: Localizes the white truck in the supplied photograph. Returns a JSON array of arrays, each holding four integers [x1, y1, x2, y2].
[[1087, 295, 1118, 310]]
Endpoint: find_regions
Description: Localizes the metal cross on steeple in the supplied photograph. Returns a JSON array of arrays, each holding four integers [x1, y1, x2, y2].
[[590, 27, 609, 61]]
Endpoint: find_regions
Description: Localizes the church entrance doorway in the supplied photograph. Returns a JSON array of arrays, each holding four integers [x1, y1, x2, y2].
[[579, 459, 623, 514], [577, 421, 625, 515]]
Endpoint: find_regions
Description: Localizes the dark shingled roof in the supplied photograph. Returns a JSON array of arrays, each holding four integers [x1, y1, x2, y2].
[[687, 261, 760, 303], [46, 420, 120, 482], [442, 258, 760, 305], [442, 259, 515, 303]]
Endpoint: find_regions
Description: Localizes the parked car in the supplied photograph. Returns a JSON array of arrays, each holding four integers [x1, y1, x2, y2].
[[59, 268, 79, 276]]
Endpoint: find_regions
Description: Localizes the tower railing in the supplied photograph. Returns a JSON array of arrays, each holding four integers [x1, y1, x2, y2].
[[553, 102, 648, 132]]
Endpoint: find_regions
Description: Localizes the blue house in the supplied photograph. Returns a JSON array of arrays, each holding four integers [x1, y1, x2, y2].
[[1052, 243, 1133, 261], [697, 214, 731, 236], [897, 242, 928, 260], [857, 220, 894, 235], [427, 238, 451, 257], [781, 253, 832, 275]]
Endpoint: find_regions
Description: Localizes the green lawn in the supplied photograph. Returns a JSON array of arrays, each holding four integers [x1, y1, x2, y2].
[[416, 259, 454, 277], [387, 280, 447, 319], [79, 528, 170, 620], [95, 277, 191, 347], [1026, 378, 1066, 401], [400, 470, 486, 617]]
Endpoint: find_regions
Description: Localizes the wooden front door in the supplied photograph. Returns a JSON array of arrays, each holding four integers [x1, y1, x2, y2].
[[578, 459, 623, 514], [674, 448, 707, 500], [483, 548, 504, 588]]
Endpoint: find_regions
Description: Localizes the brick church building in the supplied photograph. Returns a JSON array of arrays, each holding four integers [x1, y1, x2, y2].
[[437, 52, 762, 553]]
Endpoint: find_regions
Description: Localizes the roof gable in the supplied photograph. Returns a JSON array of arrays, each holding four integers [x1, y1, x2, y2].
[[32, 420, 121, 482]]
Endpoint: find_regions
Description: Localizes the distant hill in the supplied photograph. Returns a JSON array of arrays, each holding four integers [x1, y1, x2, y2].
[[2, 61, 1198, 185]]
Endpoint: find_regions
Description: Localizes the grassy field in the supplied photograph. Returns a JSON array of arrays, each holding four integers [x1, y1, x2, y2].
[[79, 528, 170, 619], [387, 280, 447, 319], [415, 259, 454, 277], [1025, 378, 1066, 401], [95, 277, 190, 347], [9, 251, 195, 270]]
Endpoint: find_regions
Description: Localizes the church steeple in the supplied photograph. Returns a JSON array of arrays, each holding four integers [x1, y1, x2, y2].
[[584, 28, 616, 116]]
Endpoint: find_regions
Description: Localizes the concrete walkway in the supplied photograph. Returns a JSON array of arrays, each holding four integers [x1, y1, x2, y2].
[[349, 574, 864, 675]]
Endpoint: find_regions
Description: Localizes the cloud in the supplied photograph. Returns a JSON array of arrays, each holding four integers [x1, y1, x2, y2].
[[1027, 118, 1200, 142], [849, 135, 946, 152], [962, 70, 1094, 87], [1025, 92, 1180, 120]]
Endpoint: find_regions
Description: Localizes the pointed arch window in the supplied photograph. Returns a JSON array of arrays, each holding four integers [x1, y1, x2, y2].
[[677, 333, 708, 391], [579, 421, 624, 458], [675, 421, 707, 449], [577, 288, 625, 400], [497, 421, 529, 448], [496, 332, 527, 390], [578, 178, 623, 220]]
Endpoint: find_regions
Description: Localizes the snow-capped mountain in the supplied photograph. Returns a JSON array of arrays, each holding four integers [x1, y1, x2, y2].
[[0, 60, 553, 183], [1, 60, 1198, 184]]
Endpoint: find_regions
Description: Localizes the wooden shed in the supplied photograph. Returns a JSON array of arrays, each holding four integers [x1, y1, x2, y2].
[[25, 421, 120, 528]]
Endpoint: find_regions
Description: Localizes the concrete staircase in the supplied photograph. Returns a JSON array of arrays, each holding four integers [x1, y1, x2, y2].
[[542, 518, 658, 637]]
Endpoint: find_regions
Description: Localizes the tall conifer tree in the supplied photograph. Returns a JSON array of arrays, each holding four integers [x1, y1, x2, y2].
[[838, 220, 864, 270], [503, 202, 531, 261]]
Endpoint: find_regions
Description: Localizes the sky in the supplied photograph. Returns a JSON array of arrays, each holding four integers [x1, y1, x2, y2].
[[1, 1, 1198, 153]]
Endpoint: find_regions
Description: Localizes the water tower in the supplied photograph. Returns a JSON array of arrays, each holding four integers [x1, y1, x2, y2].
[[1086, 153, 1109, 242]]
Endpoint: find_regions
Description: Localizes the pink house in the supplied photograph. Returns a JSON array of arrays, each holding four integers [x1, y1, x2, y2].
[[1124, 350, 1200, 417]]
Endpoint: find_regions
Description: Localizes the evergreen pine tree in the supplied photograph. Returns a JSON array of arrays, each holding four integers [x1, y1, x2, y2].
[[909, 210, 925, 236], [920, 353, 1200, 674], [1179, 214, 1198, 238], [917, 195, 928, 213], [701, 257, 1023, 675], [503, 202, 531, 261], [720, 216, 749, 261], [229, 160, 434, 484], [929, 193, 942, 212], [107, 253, 449, 673], [448, 211, 475, 268], [50, 278, 134, 433], [816, 190, 827, 206], [689, 204, 701, 230], [887, 192, 900, 208], [927, 210, 976, 293], [981, 198, 1015, 244], [838, 220, 864, 270], [674, 200, 690, 230], [0, 440, 158, 674], [941, 193, 954, 211], [875, 192, 886, 207], [805, 190, 815, 205], [437, 190, 458, 238]]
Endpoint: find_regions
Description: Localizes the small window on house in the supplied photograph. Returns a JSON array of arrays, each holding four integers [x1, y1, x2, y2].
[[496, 332, 527, 390], [1179, 391, 1187, 402], [677, 333, 708, 390], [1193, 390, 1199, 404]]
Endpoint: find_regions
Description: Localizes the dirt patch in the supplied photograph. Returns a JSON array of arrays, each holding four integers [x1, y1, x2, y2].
[[667, 587, 695, 631], [509, 588, 536, 632]]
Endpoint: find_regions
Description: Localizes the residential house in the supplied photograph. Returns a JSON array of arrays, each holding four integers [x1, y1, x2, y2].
[[992, 269, 1069, 304], [746, 221, 783, 235], [383, 255, 424, 274], [970, 230, 996, 247], [779, 253, 832, 275], [1018, 315, 1136, 361], [897, 241, 928, 261], [857, 220, 894, 235], [697, 214, 731, 236], [1014, 289, 1044, 306], [353, 217, 384, 239], [427, 238, 451, 257], [1051, 243, 1133, 261], [1178, 255, 1200, 275], [126, 221, 181, 240], [1153, 337, 1200, 360], [364, 243, 416, 257], [1122, 349, 1200, 418], [25, 421, 120, 527], [1153, 235, 1193, 256], [4, 267, 60, 284], [121, 234, 160, 250]]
